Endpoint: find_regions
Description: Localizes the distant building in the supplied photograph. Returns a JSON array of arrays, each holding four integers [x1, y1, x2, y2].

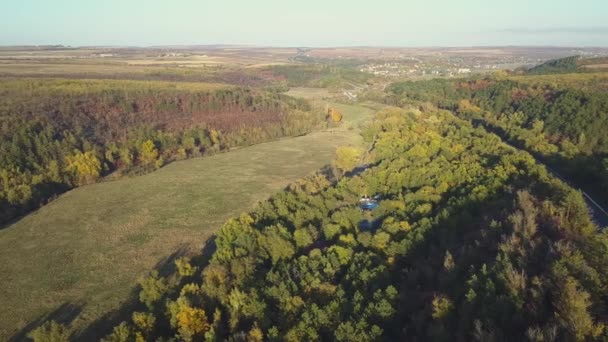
[[343, 91, 358, 100]]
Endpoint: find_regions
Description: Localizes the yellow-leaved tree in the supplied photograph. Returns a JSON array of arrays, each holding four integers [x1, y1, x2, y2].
[[456, 99, 481, 116], [139, 140, 159, 166], [209, 129, 221, 146], [132, 311, 155, 335], [328, 107, 343, 122], [176, 305, 210, 342], [27, 320, 69, 342], [175, 257, 198, 277], [334, 146, 362, 175], [65, 150, 101, 186], [248, 323, 264, 342]]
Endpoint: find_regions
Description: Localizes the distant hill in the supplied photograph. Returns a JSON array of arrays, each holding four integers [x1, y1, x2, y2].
[[528, 55, 608, 74], [527, 55, 580, 74]]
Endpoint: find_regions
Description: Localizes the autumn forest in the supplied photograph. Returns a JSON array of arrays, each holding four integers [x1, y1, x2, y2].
[[2, 46, 608, 342]]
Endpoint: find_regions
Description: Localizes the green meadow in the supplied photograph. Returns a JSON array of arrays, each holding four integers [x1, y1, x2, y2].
[[0, 98, 375, 339]]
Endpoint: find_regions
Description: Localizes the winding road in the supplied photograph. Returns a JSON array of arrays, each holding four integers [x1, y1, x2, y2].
[[544, 165, 608, 228], [476, 120, 608, 228]]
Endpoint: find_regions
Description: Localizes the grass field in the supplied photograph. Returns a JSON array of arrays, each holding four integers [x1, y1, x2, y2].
[[285, 87, 333, 100], [0, 77, 230, 94], [286, 87, 379, 129], [0, 96, 375, 340]]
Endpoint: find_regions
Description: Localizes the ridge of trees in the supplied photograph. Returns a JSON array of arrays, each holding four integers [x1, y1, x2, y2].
[[522, 56, 608, 76], [527, 56, 580, 75], [386, 74, 608, 207], [0, 79, 327, 225]]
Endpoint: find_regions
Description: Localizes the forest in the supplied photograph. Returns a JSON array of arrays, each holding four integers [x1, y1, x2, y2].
[[8, 53, 608, 342], [516, 56, 608, 75], [386, 73, 608, 207], [0, 78, 327, 225], [526, 56, 580, 75], [30, 104, 606, 341]]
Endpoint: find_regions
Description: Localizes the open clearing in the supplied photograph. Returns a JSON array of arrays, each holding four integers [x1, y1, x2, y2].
[[0, 98, 375, 340], [582, 63, 608, 69], [285, 87, 333, 100]]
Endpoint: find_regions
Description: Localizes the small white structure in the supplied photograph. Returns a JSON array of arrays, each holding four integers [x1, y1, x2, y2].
[[343, 91, 358, 100]]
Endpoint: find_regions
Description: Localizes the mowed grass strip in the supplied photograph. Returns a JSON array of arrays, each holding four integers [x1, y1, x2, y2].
[[0, 100, 375, 339]]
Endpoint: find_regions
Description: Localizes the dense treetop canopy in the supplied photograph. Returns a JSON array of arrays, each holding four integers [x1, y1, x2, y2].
[[91, 105, 608, 341]]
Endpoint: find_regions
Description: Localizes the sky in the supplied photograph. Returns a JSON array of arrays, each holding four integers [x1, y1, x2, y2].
[[1, 0, 607, 47]]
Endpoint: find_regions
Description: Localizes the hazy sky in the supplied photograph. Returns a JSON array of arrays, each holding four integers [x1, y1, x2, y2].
[[1, 0, 607, 47]]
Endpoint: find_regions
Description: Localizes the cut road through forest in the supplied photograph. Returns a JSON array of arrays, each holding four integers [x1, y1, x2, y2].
[[488, 128, 608, 228]]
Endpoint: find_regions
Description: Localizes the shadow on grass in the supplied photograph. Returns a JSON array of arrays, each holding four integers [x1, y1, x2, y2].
[[11, 238, 216, 342], [9, 302, 83, 342], [72, 238, 216, 341], [0, 182, 70, 231]]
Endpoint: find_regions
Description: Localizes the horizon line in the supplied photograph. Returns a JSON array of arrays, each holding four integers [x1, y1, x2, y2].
[[2, 44, 608, 49]]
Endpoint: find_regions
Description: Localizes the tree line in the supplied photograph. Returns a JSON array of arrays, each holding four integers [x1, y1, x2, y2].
[[386, 74, 608, 207], [0, 79, 327, 226]]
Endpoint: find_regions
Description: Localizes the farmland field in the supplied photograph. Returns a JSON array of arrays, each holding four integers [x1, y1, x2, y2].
[[0, 98, 375, 340]]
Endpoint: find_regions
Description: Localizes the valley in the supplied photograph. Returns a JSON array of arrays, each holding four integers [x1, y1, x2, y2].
[[2, 44, 608, 341], [0, 99, 375, 340]]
